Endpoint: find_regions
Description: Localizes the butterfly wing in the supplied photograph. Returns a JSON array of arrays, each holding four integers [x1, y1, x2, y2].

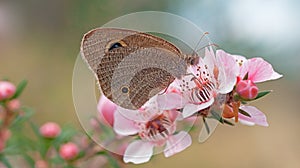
[[81, 28, 187, 110]]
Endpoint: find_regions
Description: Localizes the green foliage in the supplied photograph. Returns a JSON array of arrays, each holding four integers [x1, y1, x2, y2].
[[11, 80, 27, 100], [0, 80, 121, 168]]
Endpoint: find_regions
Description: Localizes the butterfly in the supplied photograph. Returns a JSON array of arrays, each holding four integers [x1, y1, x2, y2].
[[80, 28, 199, 110]]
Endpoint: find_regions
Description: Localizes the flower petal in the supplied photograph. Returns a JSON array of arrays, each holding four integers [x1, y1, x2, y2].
[[123, 140, 154, 164], [97, 95, 116, 126], [182, 98, 214, 118], [164, 131, 192, 157], [113, 111, 139, 136], [216, 50, 239, 94], [157, 92, 186, 110], [231, 54, 247, 67], [239, 105, 269, 127], [240, 57, 282, 83]]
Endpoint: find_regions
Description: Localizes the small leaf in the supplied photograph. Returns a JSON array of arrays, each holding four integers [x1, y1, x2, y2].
[[11, 80, 27, 99], [203, 117, 210, 134], [29, 121, 42, 138], [239, 109, 251, 117], [106, 153, 121, 168], [95, 151, 107, 156], [210, 110, 224, 123], [0, 155, 12, 168], [254, 90, 272, 100], [243, 72, 249, 80], [223, 119, 235, 126], [22, 154, 35, 167]]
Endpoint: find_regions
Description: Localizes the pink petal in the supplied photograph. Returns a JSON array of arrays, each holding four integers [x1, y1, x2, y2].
[[175, 71, 197, 90], [164, 131, 192, 157], [182, 98, 214, 118], [97, 95, 117, 126], [216, 50, 239, 94], [231, 55, 247, 67], [240, 57, 282, 83], [113, 111, 139, 136], [203, 47, 216, 70], [157, 92, 186, 110], [123, 140, 154, 164], [216, 50, 240, 76], [239, 105, 269, 127], [116, 106, 148, 122]]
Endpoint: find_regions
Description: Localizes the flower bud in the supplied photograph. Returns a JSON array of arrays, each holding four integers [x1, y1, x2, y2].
[[0, 140, 5, 152], [222, 104, 234, 118], [59, 142, 79, 160], [7, 99, 21, 111], [0, 81, 16, 101], [35, 160, 48, 168], [97, 95, 116, 127], [39, 122, 61, 138], [236, 80, 258, 100]]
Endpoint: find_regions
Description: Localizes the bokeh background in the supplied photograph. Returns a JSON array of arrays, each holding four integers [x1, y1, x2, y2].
[[1, 0, 299, 167]]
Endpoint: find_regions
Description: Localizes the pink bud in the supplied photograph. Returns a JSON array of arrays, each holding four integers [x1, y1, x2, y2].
[[59, 142, 79, 160], [39, 122, 61, 138], [97, 95, 116, 126], [236, 80, 258, 100], [7, 99, 21, 111], [0, 140, 5, 152], [0, 81, 16, 101], [0, 129, 11, 141], [34, 160, 48, 168]]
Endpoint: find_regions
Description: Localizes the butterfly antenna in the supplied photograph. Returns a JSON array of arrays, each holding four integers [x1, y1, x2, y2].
[[191, 32, 209, 55], [195, 43, 219, 53]]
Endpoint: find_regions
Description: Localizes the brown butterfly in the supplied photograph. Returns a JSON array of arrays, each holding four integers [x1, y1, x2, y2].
[[80, 28, 198, 110]]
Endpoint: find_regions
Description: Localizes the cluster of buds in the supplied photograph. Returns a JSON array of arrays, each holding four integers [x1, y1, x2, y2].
[[0, 81, 21, 152], [0, 80, 122, 168]]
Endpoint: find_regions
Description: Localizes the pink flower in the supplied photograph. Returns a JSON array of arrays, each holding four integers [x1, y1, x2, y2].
[[59, 142, 79, 160], [236, 80, 258, 99], [235, 56, 282, 83], [238, 106, 269, 127], [0, 81, 16, 101], [114, 96, 192, 164], [6, 99, 21, 111], [97, 95, 117, 127], [222, 103, 268, 127], [159, 48, 238, 118], [39, 122, 61, 138]]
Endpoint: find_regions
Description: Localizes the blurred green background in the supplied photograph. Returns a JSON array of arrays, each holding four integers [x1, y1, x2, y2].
[[0, 0, 299, 167]]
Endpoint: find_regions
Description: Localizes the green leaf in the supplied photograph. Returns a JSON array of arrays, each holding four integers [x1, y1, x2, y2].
[[51, 155, 65, 164], [243, 73, 249, 80], [223, 119, 235, 126], [95, 151, 107, 155], [9, 107, 34, 130], [239, 109, 251, 117], [0, 155, 12, 168], [29, 121, 42, 138], [210, 110, 224, 123], [203, 117, 210, 134], [11, 80, 27, 99], [22, 154, 35, 168], [106, 153, 121, 168], [254, 90, 272, 100]]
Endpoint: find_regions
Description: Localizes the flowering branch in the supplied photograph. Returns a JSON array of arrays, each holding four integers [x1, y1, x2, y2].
[[0, 80, 122, 168]]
